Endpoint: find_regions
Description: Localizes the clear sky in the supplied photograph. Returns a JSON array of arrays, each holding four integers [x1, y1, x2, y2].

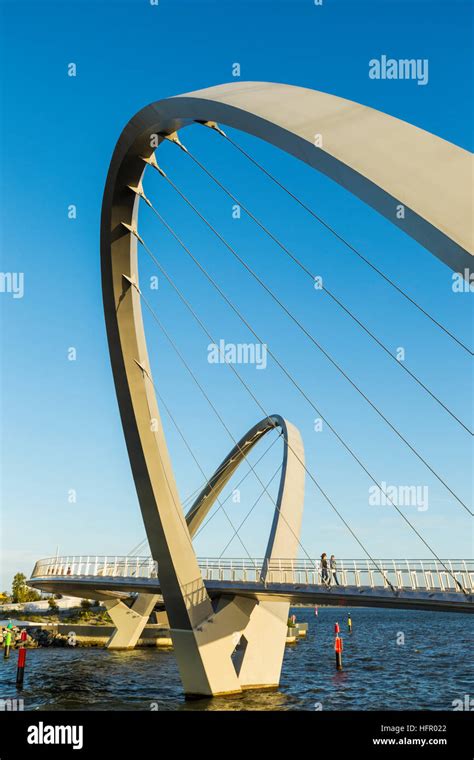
[[0, 0, 472, 590]]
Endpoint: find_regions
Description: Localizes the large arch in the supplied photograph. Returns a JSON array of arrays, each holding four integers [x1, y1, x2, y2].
[[100, 82, 471, 696]]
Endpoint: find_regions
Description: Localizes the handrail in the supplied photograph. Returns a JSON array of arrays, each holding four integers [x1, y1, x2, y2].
[[30, 555, 474, 593]]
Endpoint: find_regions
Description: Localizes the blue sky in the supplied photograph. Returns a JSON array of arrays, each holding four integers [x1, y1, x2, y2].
[[0, 0, 472, 590]]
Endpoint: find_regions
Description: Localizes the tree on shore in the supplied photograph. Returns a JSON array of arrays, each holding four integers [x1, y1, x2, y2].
[[11, 573, 41, 603]]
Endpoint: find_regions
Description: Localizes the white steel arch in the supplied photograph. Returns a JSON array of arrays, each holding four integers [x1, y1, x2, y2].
[[100, 82, 472, 697]]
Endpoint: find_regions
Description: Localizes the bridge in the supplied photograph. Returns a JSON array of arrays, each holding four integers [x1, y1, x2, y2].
[[30, 556, 474, 615], [29, 81, 472, 698]]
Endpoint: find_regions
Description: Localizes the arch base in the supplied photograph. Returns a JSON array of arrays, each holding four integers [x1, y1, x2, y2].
[[173, 596, 290, 697]]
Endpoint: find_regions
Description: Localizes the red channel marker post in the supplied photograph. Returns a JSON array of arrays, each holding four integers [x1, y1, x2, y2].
[[16, 629, 28, 687], [334, 622, 343, 670]]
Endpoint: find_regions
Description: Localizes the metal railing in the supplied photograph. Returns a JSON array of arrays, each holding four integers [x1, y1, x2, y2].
[[31, 556, 158, 580], [30, 556, 474, 593]]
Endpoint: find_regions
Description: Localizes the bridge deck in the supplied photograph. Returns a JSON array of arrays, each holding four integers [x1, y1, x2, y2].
[[29, 556, 473, 614]]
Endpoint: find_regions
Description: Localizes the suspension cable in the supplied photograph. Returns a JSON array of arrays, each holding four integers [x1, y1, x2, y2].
[[136, 176, 472, 513], [194, 433, 283, 539], [138, 286, 315, 568], [137, 277, 396, 591], [127, 439, 282, 557], [159, 139, 472, 436], [138, 182, 472, 516], [126, 482, 206, 559], [218, 464, 283, 558], [201, 122, 473, 356], [139, 238, 467, 594], [130, 373, 212, 605], [134, 226, 466, 593], [129, 223, 467, 593], [152, 383, 259, 565], [127, 436, 281, 560], [126, 477, 221, 557]]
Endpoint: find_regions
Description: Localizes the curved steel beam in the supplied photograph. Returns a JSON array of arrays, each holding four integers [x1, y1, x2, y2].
[[100, 79, 470, 634], [186, 414, 305, 572], [100, 81, 470, 694]]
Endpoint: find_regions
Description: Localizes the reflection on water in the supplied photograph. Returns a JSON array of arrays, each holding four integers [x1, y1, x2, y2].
[[0, 608, 472, 711]]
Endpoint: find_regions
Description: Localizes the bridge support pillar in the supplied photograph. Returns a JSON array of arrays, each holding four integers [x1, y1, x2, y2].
[[235, 601, 289, 690], [170, 596, 290, 697], [171, 595, 258, 697], [104, 593, 159, 650]]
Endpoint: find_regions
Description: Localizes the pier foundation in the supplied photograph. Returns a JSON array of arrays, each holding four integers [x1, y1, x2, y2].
[[105, 593, 159, 649]]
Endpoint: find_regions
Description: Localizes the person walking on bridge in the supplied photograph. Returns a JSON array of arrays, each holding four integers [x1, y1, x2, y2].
[[330, 555, 340, 586], [320, 553, 329, 585]]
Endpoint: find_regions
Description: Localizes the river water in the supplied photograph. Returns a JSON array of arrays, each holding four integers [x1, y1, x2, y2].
[[1, 608, 472, 711]]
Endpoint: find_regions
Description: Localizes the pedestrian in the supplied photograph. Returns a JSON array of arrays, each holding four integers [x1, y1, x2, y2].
[[330, 555, 340, 585], [321, 553, 329, 585], [3, 630, 12, 658]]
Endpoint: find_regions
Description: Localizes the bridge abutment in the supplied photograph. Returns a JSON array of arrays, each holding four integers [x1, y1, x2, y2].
[[104, 593, 159, 650]]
